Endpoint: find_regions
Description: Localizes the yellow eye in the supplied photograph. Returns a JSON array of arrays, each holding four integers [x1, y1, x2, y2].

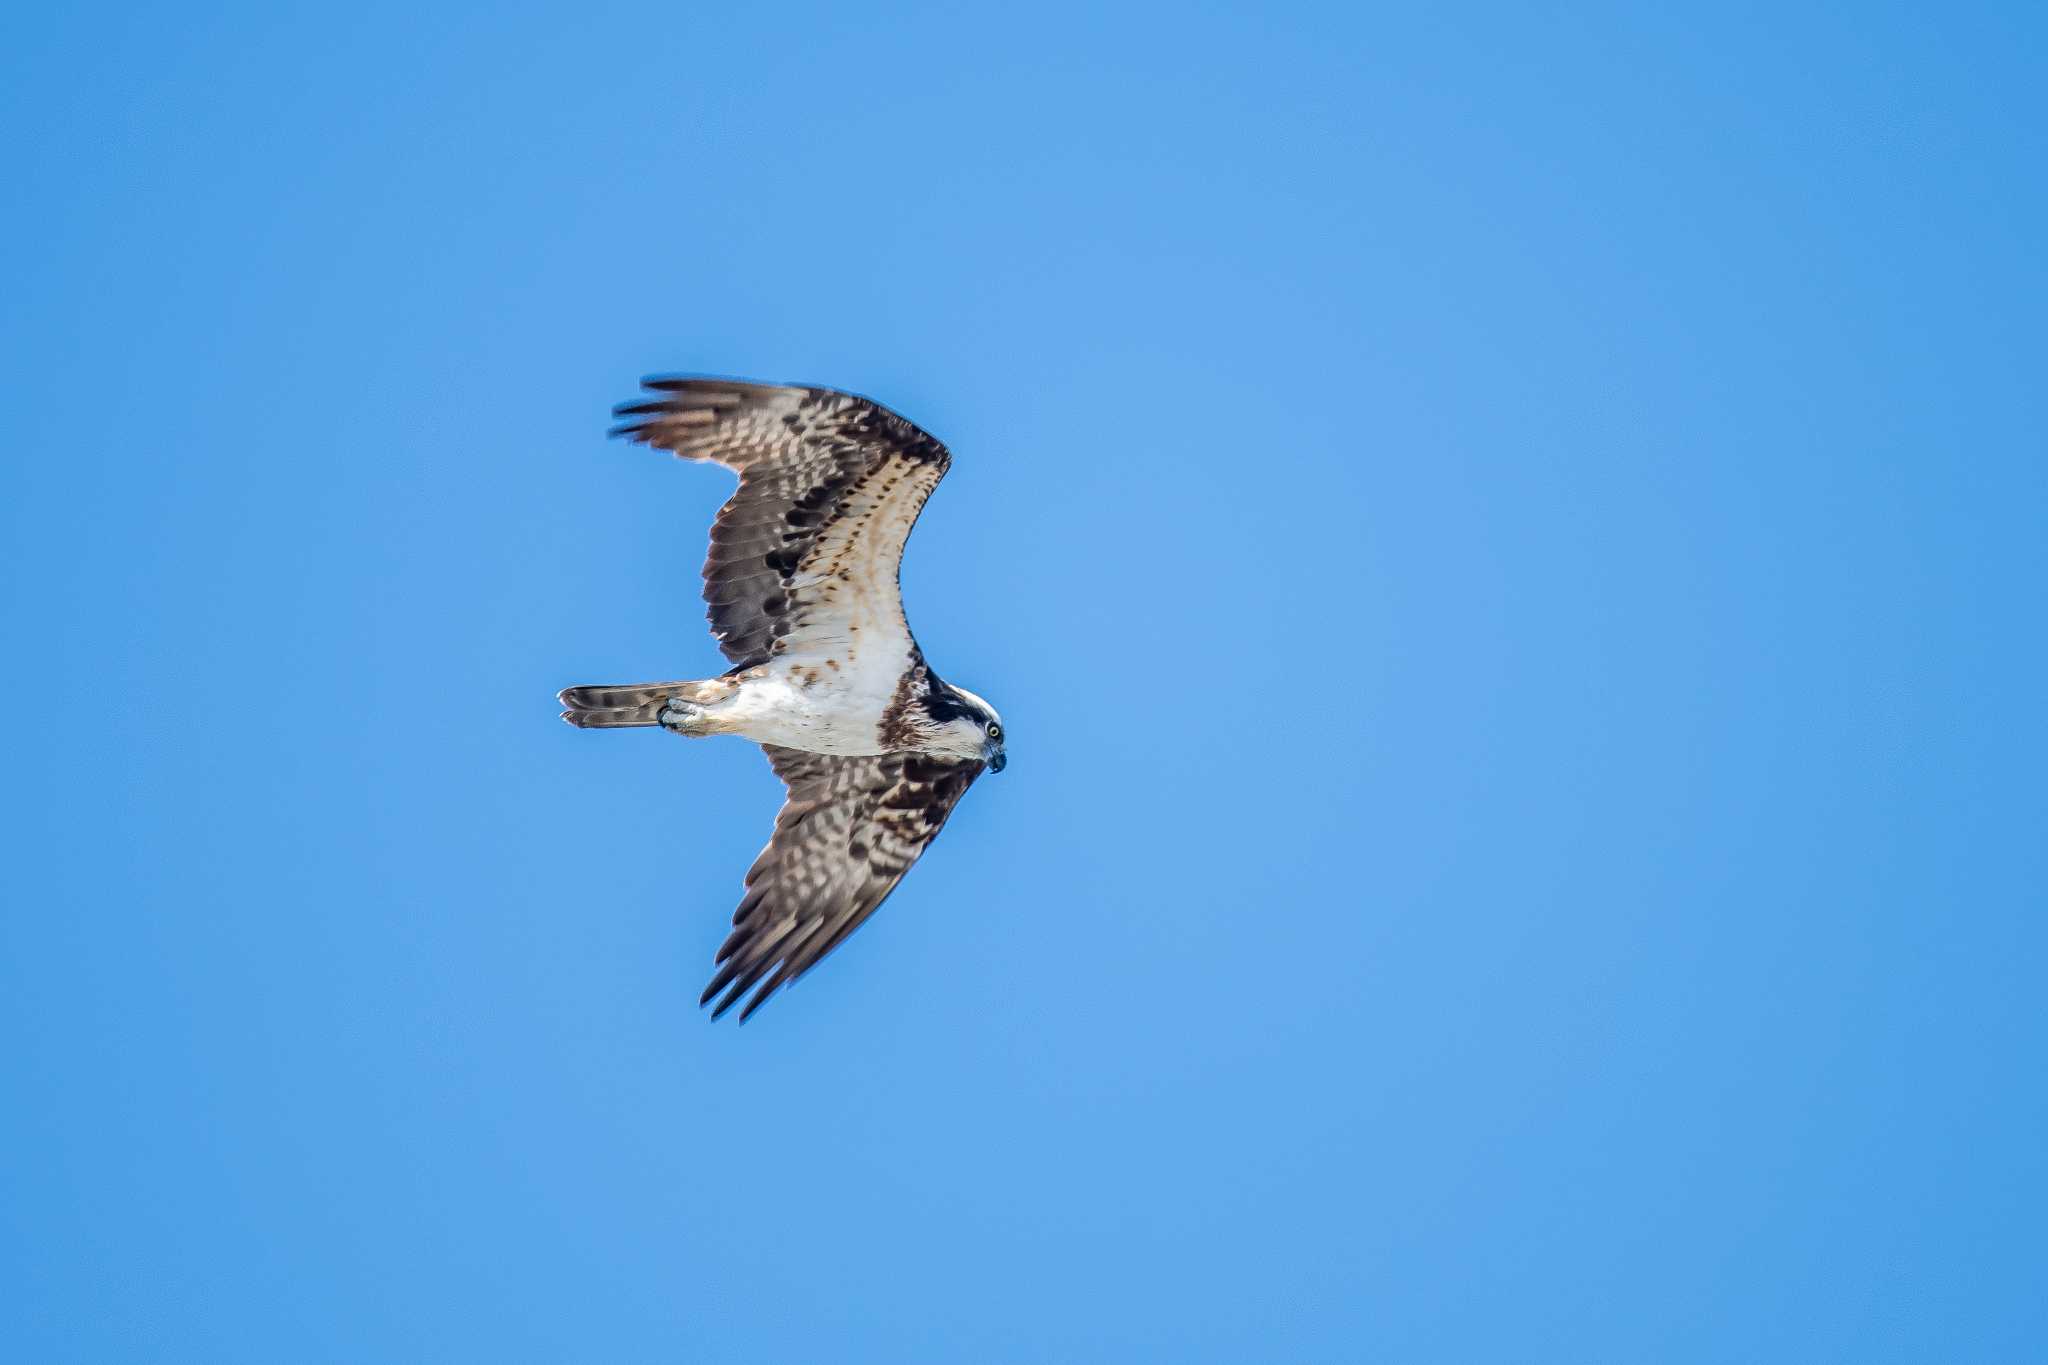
[[987, 723, 1002, 740]]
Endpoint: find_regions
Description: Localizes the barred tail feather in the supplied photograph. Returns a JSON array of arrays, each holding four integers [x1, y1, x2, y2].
[[556, 679, 729, 729]]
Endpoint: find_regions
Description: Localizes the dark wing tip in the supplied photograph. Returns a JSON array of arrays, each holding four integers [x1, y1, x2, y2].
[[641, 373, 729, 392], [735, 984, 777, 1023], [610, 399, 671, 418], [607, 380, 776, 447], [707, 973, 759, 1021], [637, 374, 799, 403], [641, 373, 812, 394]]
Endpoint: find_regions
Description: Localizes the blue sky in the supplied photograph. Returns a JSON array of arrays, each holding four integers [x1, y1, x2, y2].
[[3, 3, 2043, 1360]]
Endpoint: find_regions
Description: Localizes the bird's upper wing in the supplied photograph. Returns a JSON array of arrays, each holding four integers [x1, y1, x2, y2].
[[701, 745, 984, 1021], [610, 377, 952, 671]]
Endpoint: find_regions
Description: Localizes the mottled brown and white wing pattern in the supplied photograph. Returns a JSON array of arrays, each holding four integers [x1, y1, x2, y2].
[[700, 745, 984, 1021], [609, 378, 951, 674]]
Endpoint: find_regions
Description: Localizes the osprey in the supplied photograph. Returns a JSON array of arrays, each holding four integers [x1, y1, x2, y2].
[[558, 377, 1006, 1021]]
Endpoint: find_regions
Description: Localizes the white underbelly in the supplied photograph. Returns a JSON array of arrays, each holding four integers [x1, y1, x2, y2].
[[719, 668, 893, 755]]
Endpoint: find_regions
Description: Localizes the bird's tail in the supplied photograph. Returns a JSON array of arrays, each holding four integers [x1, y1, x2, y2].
[[556, 678, 732, 728]]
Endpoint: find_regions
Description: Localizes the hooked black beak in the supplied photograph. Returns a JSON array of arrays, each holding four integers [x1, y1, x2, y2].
[[985, 745, 1006, 773]]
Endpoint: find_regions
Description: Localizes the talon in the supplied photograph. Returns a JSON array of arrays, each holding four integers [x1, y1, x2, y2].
[[658, 698, 705, 735]]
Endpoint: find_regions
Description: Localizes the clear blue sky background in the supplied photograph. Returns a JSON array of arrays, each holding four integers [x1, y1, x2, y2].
[[4, 3, 2043, 1360]]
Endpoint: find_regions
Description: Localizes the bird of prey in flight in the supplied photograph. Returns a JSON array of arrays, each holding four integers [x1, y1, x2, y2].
[[558, 377, 1006, 1021]]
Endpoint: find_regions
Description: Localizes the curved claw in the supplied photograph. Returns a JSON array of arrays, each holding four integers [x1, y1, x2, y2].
[[658, 698, 707, 736]]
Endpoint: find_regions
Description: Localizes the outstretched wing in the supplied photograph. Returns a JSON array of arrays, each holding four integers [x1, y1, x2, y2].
[[610, 377, 952, 671], [701, 746, 984, 1021]]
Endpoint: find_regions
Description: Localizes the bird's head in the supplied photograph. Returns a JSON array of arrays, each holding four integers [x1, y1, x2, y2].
[[921, 678, 1007, 773]]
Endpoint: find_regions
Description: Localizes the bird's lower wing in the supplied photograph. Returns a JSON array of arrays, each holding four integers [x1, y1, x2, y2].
[[702, 746, 984, 1021]]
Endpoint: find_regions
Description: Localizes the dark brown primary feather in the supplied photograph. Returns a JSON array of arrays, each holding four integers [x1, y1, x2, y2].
[[609, 377, 951, 669], [705, 746, 984, 1021]]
